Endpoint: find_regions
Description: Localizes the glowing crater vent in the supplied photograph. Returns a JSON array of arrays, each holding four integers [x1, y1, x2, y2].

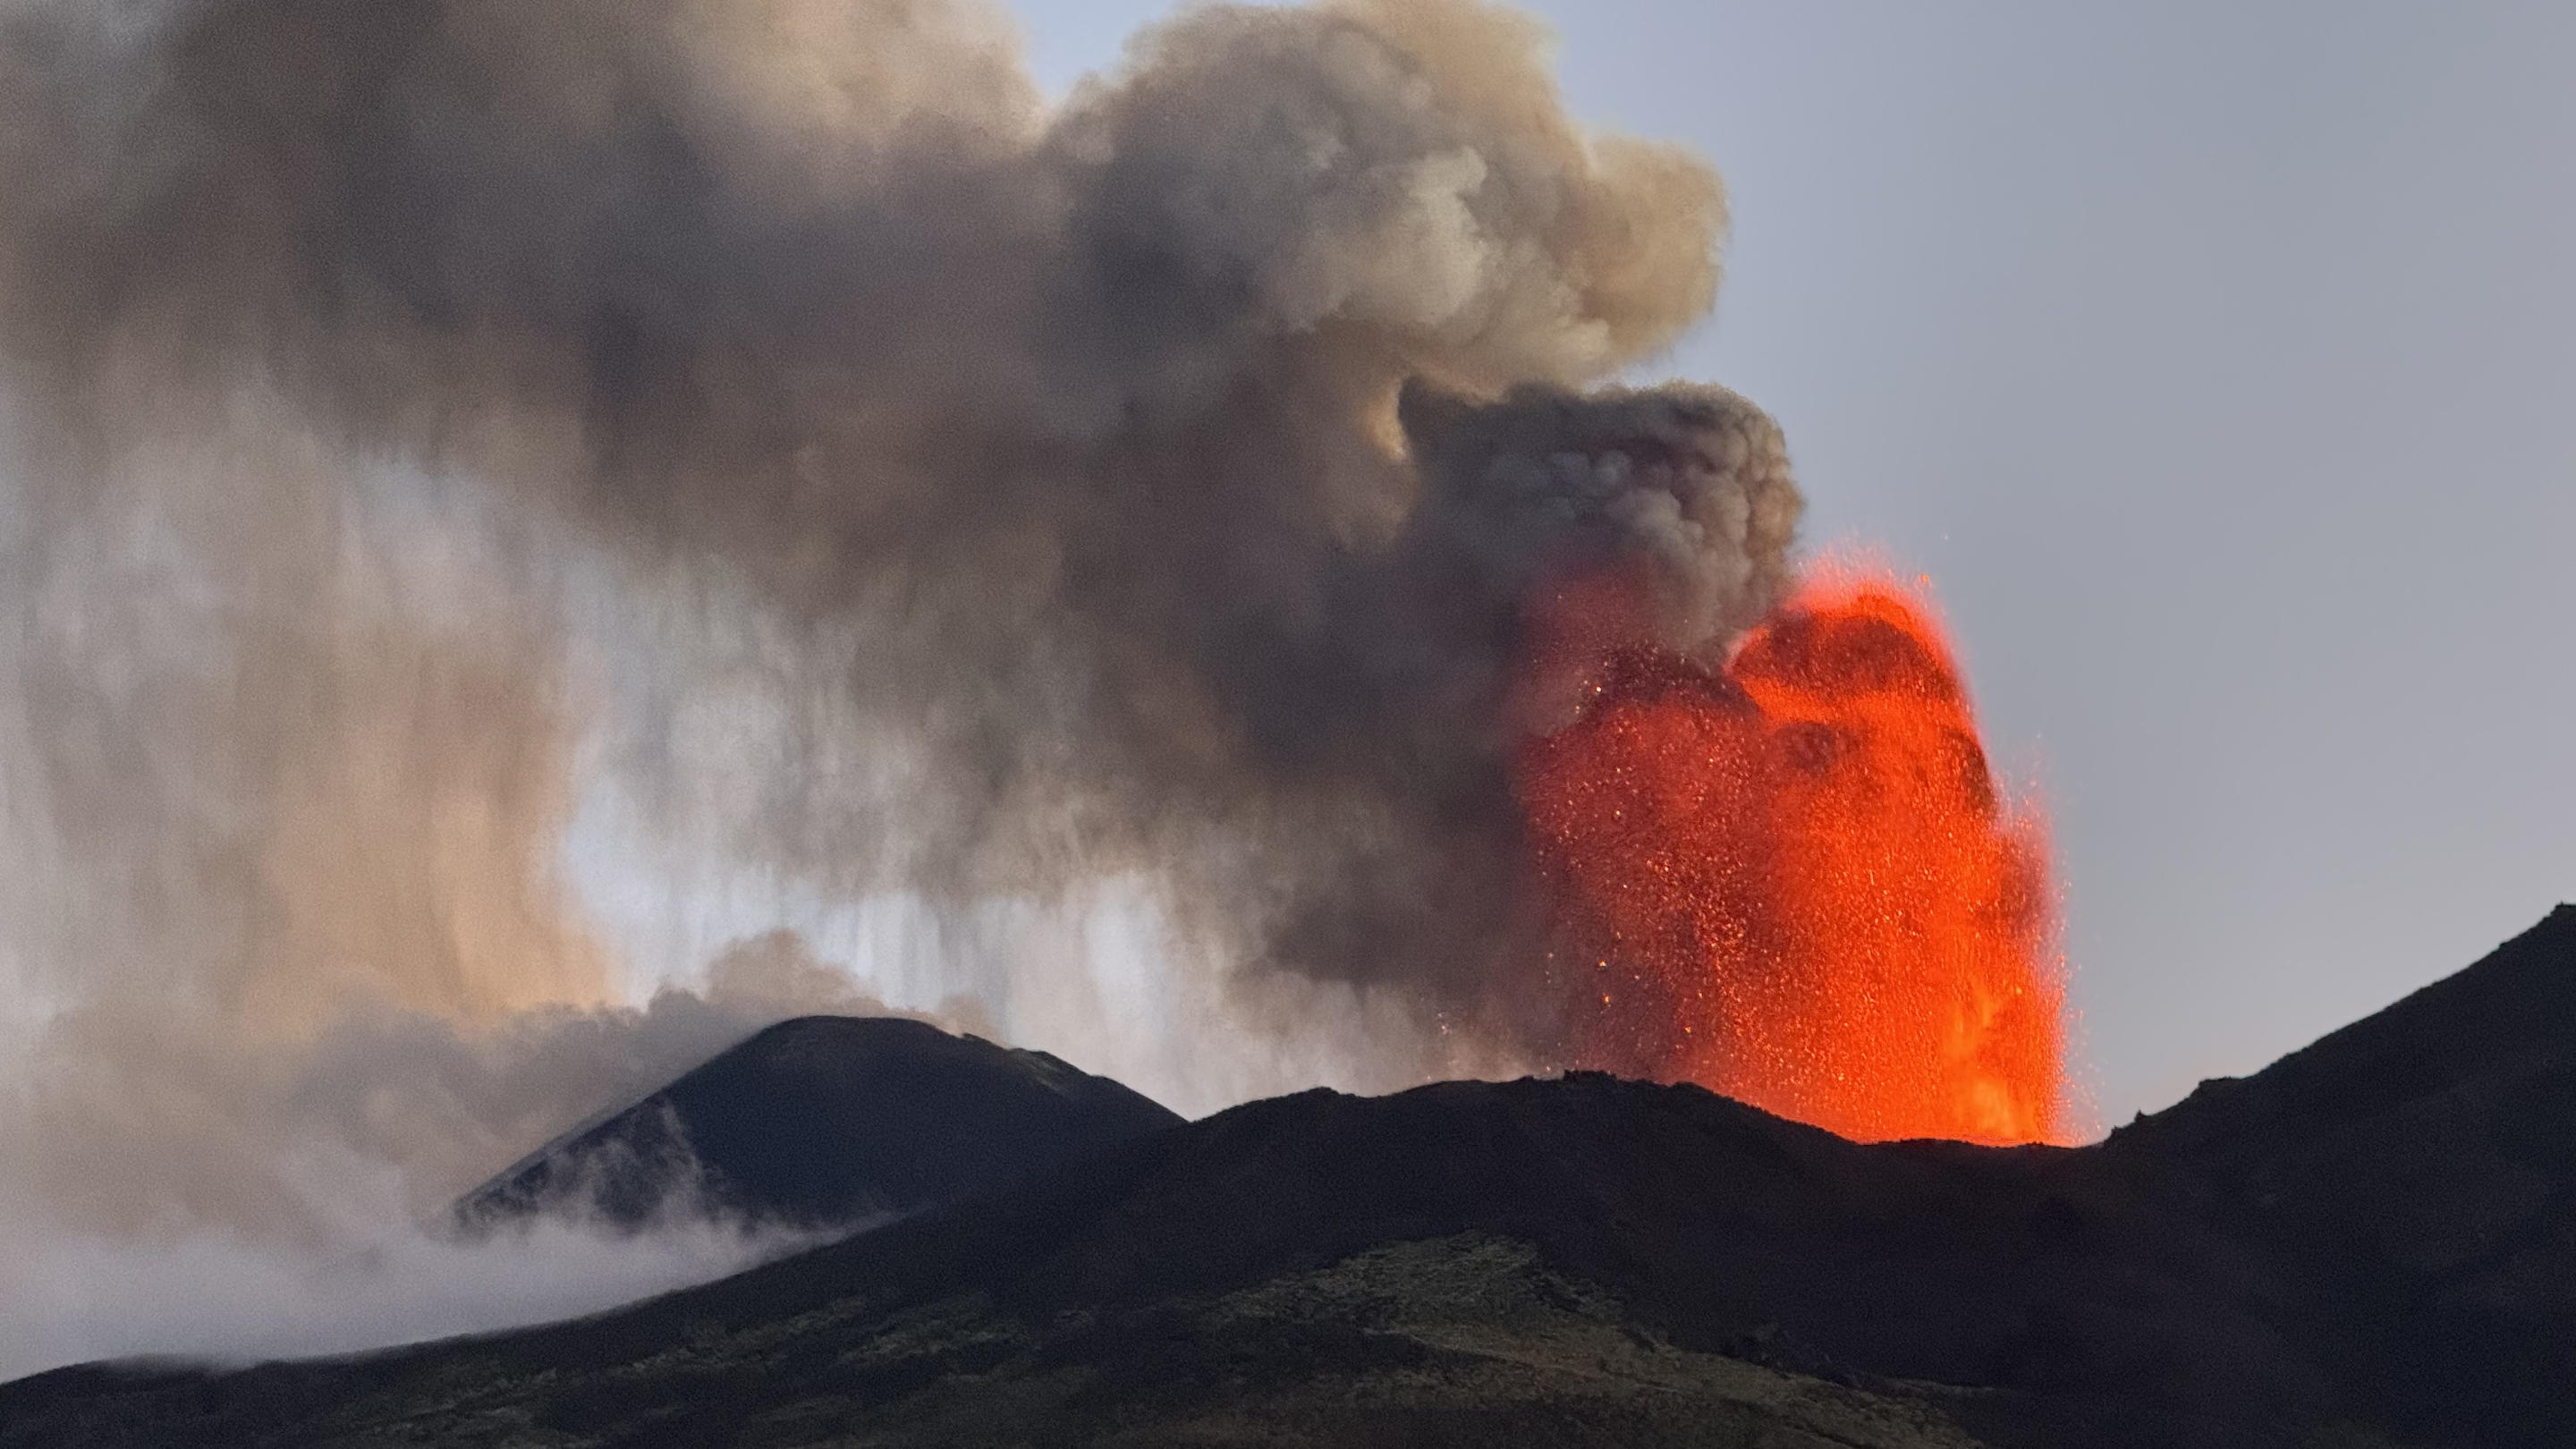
[[1517, 563, 2071, 1145]]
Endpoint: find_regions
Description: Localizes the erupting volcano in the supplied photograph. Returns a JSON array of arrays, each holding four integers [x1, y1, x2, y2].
[[1519, 563, 2069, 1146]]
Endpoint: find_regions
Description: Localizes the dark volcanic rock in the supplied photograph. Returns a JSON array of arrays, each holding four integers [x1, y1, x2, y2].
[[453, 1014, 1184, 1233], [2106, 904, 2576, 1448], [5, 910, 2572, 1449]]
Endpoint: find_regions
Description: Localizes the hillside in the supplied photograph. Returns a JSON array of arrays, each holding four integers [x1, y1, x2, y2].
[[453, 1014, 1184, 1233], [5, 910, 2571, 1448], [2105, 904, 2576, 1445]]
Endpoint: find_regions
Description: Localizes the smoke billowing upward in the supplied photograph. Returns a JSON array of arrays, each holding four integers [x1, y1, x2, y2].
[[0, 0, 1797, 1039], [0, 0, 1812, 1376]]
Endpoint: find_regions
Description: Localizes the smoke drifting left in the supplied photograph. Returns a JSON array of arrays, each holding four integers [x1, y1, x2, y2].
[[0, 0, 1790, 1063], [0, 0, 2056, 1377]]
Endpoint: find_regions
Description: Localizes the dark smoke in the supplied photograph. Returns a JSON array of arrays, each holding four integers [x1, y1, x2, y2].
[[0, 0, 1801, 1372], [6, 0, 1795, 1037]]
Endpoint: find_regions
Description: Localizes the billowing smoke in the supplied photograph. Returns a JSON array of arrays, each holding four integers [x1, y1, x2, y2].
[[0, 0, 1800, 1374]]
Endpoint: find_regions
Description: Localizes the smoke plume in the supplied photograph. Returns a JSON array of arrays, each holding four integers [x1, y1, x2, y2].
[[0, 0, 1801, 1373]]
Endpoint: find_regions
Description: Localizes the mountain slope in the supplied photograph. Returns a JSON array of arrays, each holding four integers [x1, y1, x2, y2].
[[6, 910, 2572, 1449], [2106, 904, 2576, 1446], [0, 1076, 2294, 1449], [453, 1014, 1184, 1232], [0, 1230, 1986, 1449]]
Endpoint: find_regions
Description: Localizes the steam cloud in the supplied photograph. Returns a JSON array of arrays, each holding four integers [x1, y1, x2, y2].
[[0, 0, 1801, 1376]]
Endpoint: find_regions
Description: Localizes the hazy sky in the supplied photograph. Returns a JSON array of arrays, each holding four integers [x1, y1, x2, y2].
[[1020, 0, 2576, 1123]]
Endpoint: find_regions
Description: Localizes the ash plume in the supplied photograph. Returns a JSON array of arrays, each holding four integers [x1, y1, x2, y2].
[[0, 0, 1801, 1371]]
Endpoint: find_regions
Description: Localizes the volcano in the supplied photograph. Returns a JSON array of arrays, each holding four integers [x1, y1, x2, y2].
[[453, 1015, 1183, 1233], [5, 910, 2572, 1449]]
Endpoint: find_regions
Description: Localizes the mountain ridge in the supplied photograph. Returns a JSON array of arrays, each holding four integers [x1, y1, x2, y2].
[[453, 1013, 1185, 1233], [7, 909, 2572, 1448]]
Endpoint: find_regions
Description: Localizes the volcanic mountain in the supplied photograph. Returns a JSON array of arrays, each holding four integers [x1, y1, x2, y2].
[[5, 910, 2572, 1448], [453, 1015, 1184, 1233]]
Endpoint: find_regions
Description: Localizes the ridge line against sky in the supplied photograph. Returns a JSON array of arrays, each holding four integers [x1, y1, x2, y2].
[[1016, 0, 2576, 1121]]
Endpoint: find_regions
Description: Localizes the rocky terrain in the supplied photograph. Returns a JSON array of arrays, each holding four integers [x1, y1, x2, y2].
[[4, 909, 2570, 1448], [453, 1014, 1183, 1233]]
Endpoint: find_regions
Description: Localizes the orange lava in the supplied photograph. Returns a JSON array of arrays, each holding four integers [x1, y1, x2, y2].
[[1516, 563, 2069, 1145]]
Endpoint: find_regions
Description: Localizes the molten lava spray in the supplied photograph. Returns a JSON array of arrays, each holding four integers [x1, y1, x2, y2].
[[1518, 563, 2068, 1145]]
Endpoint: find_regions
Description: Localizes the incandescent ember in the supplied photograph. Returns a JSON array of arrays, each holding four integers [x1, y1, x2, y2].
[[1519, 562, 2069, 1145]]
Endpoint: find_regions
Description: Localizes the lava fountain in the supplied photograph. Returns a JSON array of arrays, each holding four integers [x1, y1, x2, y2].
[[1517, 562, 2069, 1145]]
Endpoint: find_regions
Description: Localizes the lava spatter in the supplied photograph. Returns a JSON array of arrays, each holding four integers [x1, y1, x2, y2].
[[1518, 563, 2069, 1145]]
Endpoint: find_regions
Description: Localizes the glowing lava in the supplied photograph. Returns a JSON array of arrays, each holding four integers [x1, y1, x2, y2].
[[1516, 563, 2069, 1145]]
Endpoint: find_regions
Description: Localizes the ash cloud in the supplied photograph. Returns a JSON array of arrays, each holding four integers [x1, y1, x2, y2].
[[0, 931, 938, 1381], [0, 0, 1801, 1371]]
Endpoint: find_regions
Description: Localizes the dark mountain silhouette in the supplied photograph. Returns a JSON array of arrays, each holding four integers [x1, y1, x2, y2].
[[5, 909, 2571, 1448], [2105, 902, 2576, 1447], [453, 1015, 1184, 1233]]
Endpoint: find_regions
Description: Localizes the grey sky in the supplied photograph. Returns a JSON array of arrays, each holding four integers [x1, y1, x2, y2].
[[1020, 1, 2576, 1125]]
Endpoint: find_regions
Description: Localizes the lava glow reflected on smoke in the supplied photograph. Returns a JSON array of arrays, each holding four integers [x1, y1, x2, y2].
[[1518, 563, 2070, 1146]]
